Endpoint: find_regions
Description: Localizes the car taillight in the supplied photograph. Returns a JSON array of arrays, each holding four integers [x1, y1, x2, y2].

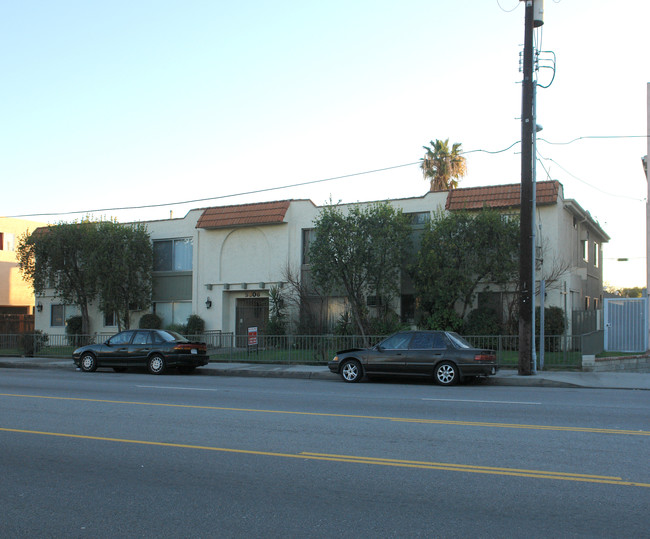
[[474, 353, 495, 362], [174, 344, 206, 352]]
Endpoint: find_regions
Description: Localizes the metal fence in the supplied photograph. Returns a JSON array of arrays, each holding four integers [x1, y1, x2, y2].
[[0, 331, 584, 369]]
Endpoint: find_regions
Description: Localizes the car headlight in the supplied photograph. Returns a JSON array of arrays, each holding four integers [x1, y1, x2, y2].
[[332, 356, 339, 362]]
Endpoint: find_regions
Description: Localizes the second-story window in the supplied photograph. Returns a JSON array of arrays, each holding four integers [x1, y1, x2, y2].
[[593, 242, 600, 268], [153, 238, 193, 271], [581, 240, 589, 262]]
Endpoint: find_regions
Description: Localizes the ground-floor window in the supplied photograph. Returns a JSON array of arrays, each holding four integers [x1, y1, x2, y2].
[[104, 311, 117, 328], [154, 301, 192, 328]]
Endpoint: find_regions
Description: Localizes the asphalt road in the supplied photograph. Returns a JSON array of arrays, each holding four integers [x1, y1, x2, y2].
[[1, 369, 649, 538]]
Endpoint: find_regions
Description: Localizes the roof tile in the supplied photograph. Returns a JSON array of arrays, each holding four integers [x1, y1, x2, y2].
[[445, 180, 560, 211], [196, 200, 291, 229]]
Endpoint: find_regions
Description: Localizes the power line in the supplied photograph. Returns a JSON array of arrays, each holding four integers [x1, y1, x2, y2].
[[8, 135, 647, 219]]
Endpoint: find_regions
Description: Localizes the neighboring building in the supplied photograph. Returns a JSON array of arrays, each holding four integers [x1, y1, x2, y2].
[[0, 217, 46, 315], [32, 181, 608, 337], [446, 181, 609, 335]]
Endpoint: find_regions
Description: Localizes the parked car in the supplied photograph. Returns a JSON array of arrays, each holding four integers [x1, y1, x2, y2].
[[328, 330, 497, 385], [73, 329, 209, 375]]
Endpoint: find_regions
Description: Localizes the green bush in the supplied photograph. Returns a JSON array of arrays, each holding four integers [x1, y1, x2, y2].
[[186, 314, 205, 335], [20, 331, 48, 357], [463, 307, 503, 335], [139, 313, 162, 329], [65, 315, 84, 346]]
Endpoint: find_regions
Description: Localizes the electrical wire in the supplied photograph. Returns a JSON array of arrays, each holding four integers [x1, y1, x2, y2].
[[7, 135, 647, 219], [536, 149, 645, 202]]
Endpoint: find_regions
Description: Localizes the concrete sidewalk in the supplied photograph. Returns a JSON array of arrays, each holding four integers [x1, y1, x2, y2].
[[1, 355, 650, 390]]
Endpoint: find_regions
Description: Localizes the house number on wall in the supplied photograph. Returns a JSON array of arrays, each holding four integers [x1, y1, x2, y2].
[[245, 291, 261, 298]]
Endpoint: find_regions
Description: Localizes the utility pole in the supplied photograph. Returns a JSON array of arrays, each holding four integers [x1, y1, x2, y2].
[[518, 0, 535, 375]]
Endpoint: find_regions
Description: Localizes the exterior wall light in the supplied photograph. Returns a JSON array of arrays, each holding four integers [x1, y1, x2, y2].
[[205, 298, 212, 309]]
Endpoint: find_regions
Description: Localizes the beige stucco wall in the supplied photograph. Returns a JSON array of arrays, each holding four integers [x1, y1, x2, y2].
[[0, 217, 46, 311]]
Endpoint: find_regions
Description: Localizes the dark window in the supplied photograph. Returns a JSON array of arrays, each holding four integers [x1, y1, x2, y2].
[[132, 331, 151, 345], [104, 311, 116, 327], [110, 331, 134, 345], [410, 332, 434, 349], [153, 239, 192, 271], [302, 229, 316, 265], [51, 305, 64, 327], [381, 332, 411, 350], [405, 212, 430, 226], [153, 241, 173, 271]]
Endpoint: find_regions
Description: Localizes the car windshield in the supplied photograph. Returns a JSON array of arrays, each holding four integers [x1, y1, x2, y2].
[[158, 330, 188, 343], [447, 332, 473, 349]]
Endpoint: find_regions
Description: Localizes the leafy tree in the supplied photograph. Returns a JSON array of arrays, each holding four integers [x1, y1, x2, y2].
[[412, 208, 519, 330], [420, 138, 467, 191], [18, 219, 153, 334], [18, 219, 100, 335], [265, 285, 287, 335], [94, 221, 153, 331], [309, 202, 411, 337]]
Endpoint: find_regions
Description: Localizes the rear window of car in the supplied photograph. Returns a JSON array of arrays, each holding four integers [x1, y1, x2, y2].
[[447, 332, 472, 349], [157, 330, 188, 343]]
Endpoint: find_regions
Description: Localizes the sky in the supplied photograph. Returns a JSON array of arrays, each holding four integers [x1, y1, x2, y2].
[[1, 0, 648, 288]]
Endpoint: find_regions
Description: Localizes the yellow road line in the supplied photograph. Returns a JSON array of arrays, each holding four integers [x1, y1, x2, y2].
[[1, 427, 649, 488], [1, 392, 649, 437]]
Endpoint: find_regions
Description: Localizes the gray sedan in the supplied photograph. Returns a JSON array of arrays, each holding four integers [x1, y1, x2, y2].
[[328, 330, 497, 385]]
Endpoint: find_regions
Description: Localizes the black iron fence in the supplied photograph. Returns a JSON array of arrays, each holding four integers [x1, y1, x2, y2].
[[0, 331, 584, 369]]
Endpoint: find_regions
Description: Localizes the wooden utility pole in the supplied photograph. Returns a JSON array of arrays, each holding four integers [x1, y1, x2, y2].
[[519, 0, 535, 375]]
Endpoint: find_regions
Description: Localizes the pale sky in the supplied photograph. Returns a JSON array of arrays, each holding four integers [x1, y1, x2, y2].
[[1, 0, 648, 288]]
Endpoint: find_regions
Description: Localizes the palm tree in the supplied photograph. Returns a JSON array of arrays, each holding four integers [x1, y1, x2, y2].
[[420, 138, 467, 191]]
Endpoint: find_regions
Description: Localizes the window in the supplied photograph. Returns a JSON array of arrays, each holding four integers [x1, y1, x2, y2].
[[0, 232, 13, 251], [405, 212, 430, 226], [153, 238, 193, 271], [593, 242, 600, 267], [302, 229, 316, 265], [104, 311, 117, 327], [410, 332, 435, 349], [380, 332, 411, 350], [581, 240, 589, 262], [109, 331, 134, 345], [51, 305, 65, 327], [584, 296, 590, 310], [154, 301, 192, 327], [132, 331, 152, 345]]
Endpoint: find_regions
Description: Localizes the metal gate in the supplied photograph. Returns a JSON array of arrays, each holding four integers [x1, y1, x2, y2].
[[604, 297, 648, 353]]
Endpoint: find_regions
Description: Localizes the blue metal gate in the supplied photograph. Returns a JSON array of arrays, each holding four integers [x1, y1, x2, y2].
[[604, 297, 648, 353]]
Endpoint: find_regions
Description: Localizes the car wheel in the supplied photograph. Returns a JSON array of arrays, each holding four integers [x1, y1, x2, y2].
[[177, 366, 196, 374], [435, 361, 458, 386], [79, 353, 97, 372], [340, 359, 362, 383], [147, 354, 166, 375], [113, 367, 127, 373]]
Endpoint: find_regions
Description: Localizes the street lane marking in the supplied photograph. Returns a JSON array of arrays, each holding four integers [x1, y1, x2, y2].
[[1, 392, 649, 436], [423, 398, 542, 405], [136, 385, 221, 391], [1, 426, 649, 488]]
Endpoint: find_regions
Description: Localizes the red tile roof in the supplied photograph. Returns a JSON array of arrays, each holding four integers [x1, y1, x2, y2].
[[445, 180, 560, 211], [196, 200, 292, 229]]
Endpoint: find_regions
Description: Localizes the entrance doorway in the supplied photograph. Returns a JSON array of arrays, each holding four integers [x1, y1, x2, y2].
[[236, 298, 269, 346]]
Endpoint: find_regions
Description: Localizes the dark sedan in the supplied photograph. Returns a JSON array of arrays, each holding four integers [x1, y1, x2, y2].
[[328, 330, 497, 385], [73, 329, 209, 375]]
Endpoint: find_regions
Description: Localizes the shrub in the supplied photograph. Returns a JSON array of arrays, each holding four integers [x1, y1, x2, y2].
[[186, 314, 205, 336], [139, 313, 162, 329], [20, 331, 48, 357], [65, 315, 84, 346], [463, 307, 503, 335]]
